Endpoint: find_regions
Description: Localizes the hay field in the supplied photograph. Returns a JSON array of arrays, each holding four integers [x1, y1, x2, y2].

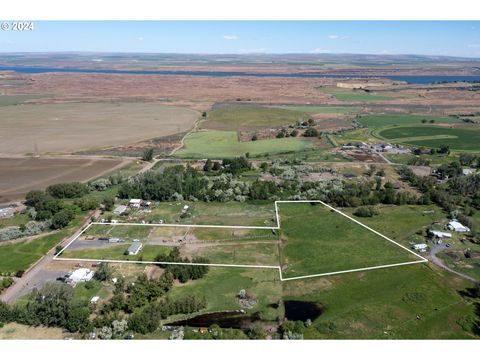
[[0, 157, 125, 202], [0, 102, 199, 155]]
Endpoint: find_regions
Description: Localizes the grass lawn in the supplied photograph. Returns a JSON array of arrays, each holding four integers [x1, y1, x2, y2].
[[0, 213, 30, 229], [181, 241, 280, 266], [376, 125, 480, 151], [0, 94, 48, 107], [84, 224, 152, 239], [166, 267, 282, 322], [319, 88, 393, 102], [357, 114, 461, 128], [0, 323, 66, 339], [73, 280, 110, 303], [175, 130, 317, 158], [342, 205, 445, 245], [271, 105, 362, 114], [0, 230, 68, 274], [282, 264, 476, 339], [385, 153, 459, 165], [61, 243, 174, 261], [203, 106, 307, 131], [279, 203, 419, 278]]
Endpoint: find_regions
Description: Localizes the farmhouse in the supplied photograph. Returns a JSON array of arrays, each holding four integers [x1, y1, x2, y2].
[[447, 220, 470, 232], [67, 268, 95, 285], [429, 230, 452, 239], [413, 243, 428, 252], [127, 242, 143, 256], [114, 205, 128, 215]]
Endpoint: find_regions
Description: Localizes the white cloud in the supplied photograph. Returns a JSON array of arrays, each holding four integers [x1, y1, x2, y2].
[[327, 35, 350, 40], [309, 48, 330, 54], [223, 35, 239, 40], [467, 44, 480, 48]]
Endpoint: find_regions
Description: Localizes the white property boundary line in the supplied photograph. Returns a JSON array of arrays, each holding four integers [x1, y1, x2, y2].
[[53, 200, 428, 281]]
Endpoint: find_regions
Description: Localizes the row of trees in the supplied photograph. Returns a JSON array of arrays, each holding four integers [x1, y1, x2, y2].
[[155, 248, 209, 283]]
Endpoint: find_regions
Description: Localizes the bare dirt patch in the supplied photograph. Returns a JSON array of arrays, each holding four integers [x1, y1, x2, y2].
[[0, 156, 126, 202], [0, 102, 199, 155]]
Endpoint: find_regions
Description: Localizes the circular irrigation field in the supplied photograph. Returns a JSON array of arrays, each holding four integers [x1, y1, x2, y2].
[[374, 125, 480, 151], [0, 102, 199, 155]]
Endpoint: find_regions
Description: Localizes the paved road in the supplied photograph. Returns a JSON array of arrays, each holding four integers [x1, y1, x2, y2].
[[428, 243, 477, 283], [0, 210, 99, 304]]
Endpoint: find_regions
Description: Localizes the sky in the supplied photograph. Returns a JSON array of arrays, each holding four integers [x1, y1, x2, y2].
[[0, 21, 479, 57]]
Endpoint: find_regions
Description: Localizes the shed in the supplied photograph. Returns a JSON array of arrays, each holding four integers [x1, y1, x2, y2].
[[113, 205, 128, 215], [429, 230, 452, 239], [413, 243, 428, 252], [90, 296, 100, 304], [128, 242, 143, 256]]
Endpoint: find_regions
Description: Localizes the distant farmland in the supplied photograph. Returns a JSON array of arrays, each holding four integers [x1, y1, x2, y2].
[[377, 126, 480, 151], [0, 157, 126, 202], [357, 114, 462, 127], [175, 130, 316, 158], [0, 102, 199, 155]]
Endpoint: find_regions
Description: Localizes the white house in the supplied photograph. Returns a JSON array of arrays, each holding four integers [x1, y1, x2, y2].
[[90, 296, 100, 305], [413, 243, 428, 252], [447, 220, 470, 232]]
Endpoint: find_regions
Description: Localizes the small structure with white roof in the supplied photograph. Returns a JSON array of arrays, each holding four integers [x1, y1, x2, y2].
[[129, 199, 142, 208], [127, 242, 143, 256], [113, 205, 128, 215], [413, 243, 428, 252], [67, 268, 95, 285], [429, 230, 452, 239], [447, 220, 470, 233]]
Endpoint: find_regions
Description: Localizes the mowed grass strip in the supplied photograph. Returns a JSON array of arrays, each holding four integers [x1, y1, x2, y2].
[[270, 105, 362, 114], [279, 203, 419, 278], [357, 114, 462, 128], [60, 243, 173, 261], [319, 88, 393, 102], [377, 126, 480, 151], [203, 106, 307, 131], [175, 130, 316, 158]]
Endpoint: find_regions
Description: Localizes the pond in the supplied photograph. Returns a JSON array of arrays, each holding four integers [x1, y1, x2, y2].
[[166, 310, 261, 330], [284, 300, 323, 322]]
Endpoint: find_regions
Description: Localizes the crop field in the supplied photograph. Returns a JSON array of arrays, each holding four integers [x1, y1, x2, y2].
[[376, 126, 480, 151], [203, 106, 308, 131], [0, 94, 49, 107], [0, 157, 126, 203], [357, 114, 462, 128], [0, 102, 199, 155], [319, 88, 393, 102], [271, 105, 362, 114], [278, 203, 420, 278], [282, 264, 475, 339], [175, 130, 317, 158]]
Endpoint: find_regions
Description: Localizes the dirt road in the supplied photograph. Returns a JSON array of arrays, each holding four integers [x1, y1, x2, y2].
[[0, 210, 100, 304], [428, 244, 476, 283]]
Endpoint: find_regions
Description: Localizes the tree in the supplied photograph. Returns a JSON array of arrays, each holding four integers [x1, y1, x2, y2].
[[251, 134, 258, 141], [438, 144, 450, 155], [51, 209, 74, 229], [290, 129, 298, 137], [103, 196, 115, 211], [303, 127, 319, 137], [95, 262, 113, 282], [46, 182, 89, 199], [203, 159, 213, 172], [142, 148, 154, 162]]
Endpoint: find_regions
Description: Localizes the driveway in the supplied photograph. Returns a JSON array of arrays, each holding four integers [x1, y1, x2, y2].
[[428, 243, 477, 283]]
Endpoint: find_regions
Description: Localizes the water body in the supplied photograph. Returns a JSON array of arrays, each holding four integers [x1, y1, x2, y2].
[[1, 66, 480, 84], [166, 310, 261, 329], [284, 300, 323, 322]]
